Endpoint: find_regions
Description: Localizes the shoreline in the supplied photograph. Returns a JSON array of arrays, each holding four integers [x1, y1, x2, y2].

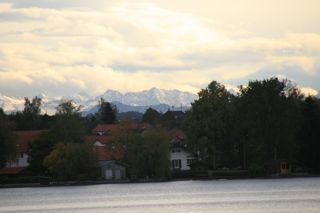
[[1, 174, 320, 189]]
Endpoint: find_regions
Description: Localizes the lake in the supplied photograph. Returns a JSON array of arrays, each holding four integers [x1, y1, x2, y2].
[[1, 177, 320, 213]]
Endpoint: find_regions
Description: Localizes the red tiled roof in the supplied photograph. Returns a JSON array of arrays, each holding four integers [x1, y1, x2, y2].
[[84, 135, 112, 144], [95, 146, 114, 161], [92, 123, 149, 134], [0, 167, 27, 175], [170, 129, 186, 140], [92, 124, 118, 133], [14, 130, 44, 153]]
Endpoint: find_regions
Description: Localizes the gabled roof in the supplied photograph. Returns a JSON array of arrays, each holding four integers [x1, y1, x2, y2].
[[14, 130, 44, 153], [92, 123, 149, 134], [92, 124, 118, 133], [84, 135, 112, 144], [169, 129, 186, 141]]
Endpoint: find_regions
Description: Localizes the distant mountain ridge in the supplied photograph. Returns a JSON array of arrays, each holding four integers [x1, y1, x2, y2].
[[99, 87, 197, 107], [0, 88, 197, 115]]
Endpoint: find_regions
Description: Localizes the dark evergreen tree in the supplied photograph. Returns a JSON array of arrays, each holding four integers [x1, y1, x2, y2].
[[96, 98, 117, 124], [160, 110, 176, 129], [142, 108, 160, 126]]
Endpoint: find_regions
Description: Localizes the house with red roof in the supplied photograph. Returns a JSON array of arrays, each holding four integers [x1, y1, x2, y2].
[[92, 123, 149, 136], [169, 129, 196, 171], [0, 130, 44, 176], [85, 136, 127, 180], [6, 130, 44, 168]]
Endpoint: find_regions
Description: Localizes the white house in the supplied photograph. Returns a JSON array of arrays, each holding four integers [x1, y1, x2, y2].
[[169, 130, 195, 171], [170, 146, 195, 170]]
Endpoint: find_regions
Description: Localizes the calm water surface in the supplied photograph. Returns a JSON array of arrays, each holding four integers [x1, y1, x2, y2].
[[1, 177, 320, 213]]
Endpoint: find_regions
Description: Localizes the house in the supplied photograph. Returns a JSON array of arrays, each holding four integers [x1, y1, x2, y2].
[[84, 135, 112, 147], [84, 135, 127, 180], [98, 160, 127, 180], [169, 129, 195, 171], [5, 130, 43, 168], [168, 110, 185, 126], [92, 124, 118, 135], [92, 123, 149, 136], [266, 159, 292, 176]]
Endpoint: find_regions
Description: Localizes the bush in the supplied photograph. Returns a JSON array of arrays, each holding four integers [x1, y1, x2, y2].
[[248, 163, 266, 177]]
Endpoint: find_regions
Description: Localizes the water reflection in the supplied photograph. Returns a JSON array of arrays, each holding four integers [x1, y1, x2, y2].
[[1, 178, 320, 212]]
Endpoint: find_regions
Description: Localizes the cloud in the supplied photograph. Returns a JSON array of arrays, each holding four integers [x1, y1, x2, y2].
[[0, 1, 319, 97], [299, 87, 318, 96]]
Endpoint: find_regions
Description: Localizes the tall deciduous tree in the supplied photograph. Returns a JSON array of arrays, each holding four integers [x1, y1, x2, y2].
[[184, 81, 233, 169], [237, 78, 302, 168], [23, 96, 42, 115], [28, 100, 87, 175], [12, 96, 43, 130], [142, 128, 170, 178], [43, 142, 97, 180], [52, 100, 85, 144]]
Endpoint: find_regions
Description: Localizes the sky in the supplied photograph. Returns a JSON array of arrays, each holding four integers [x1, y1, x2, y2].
[[0, 0, 319, 97]]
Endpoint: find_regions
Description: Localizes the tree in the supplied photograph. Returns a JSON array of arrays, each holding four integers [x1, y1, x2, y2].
[[184, 81, 233, 169], [23, 96, 42, 115], [237, 78, 302, 168], [52, 100, 86, 144], [160, 110, 176, 129], [28, 132, 56, 173], [109, 120, 170, 178], [298, 96, 320, 173], [11, 96, 43, 130], [28, 100, 86, 175], [43, 142, 98, 180], [141, 128, 170, 178], [56, 99, 82, 116], [0, 109, 16, 167], [96, 98, 117, 124], [142, 108, 160, 126], [109, 119, 136, 160]]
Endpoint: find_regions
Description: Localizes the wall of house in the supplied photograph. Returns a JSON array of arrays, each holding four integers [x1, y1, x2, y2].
[[170, 149, 194, 171], [101, 162, 126, 180], [6, 153, 29, 168]]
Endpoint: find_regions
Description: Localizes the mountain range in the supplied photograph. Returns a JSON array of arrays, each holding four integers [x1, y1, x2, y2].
[[0, 88, 198, 115]]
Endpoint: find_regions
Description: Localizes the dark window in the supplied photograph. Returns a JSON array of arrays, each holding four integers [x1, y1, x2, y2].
[[172, 160, 181, 169], [20, 153, 24, 158]]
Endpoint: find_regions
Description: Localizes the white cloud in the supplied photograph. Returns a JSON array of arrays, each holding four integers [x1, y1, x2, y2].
[[299, 87, 318, 97], [0, 1, 319, 97]]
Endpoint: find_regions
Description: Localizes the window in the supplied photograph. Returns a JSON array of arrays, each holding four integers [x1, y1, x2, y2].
[[20, 153, 24, 158], [172, 159, 181, 169], [172, 148, 180, 153], [281, 163, 288, 170], [187, 159, 194, 165]]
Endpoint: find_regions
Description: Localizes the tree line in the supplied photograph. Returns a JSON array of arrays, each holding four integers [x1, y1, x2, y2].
[[0, 97, 171, 180], [1, 77, 320, 180], [184, 78, 320, 174]]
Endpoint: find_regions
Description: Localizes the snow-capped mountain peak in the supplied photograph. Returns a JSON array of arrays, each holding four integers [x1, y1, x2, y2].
[[0, 88, 197, 114]]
